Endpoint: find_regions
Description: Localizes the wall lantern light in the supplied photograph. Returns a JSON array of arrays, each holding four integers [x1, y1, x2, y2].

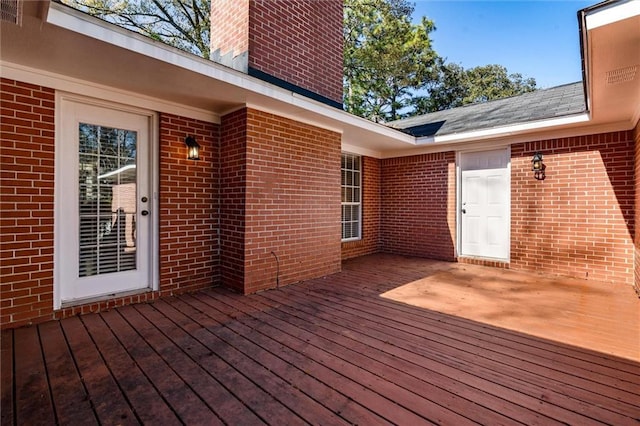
[[185, 135, 200, 160], [531, 151, 545, 180]]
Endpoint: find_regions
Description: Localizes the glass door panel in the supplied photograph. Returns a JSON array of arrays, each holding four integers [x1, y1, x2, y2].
[[78, 124, 138, 277]]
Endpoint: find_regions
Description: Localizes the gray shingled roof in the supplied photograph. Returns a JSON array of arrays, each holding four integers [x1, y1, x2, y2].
[[388, 82, 586, 137]]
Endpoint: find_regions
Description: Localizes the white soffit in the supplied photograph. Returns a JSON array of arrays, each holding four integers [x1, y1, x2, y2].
[[44, 2, 414, 152], [585, 0, 640, 29], [36, 1, 637, 159], [584, 0, 640, 126]]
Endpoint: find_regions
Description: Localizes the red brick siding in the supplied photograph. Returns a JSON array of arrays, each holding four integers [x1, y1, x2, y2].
[[511, 132, 634, 284], [0, 79, 55, 328], [210, 0, 249, 60], [242, 108, 342, 293], [634, 120, 640, 294], [0, 79, 221, 329], [248, 0, 343, 103], [380, 152, 457, 261], [342, 155, 381, 259], [158, 113, 220, 294], [219, 108, 248, 292]]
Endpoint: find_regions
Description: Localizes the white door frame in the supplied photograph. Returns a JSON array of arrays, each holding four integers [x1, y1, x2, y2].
[[54, 92, 159, 309], [456, 147, 511, 261]]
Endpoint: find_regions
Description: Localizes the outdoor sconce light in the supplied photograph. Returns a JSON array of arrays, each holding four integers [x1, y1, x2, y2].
[[531, 151, 545, 180], [185, 135, 200, 160]]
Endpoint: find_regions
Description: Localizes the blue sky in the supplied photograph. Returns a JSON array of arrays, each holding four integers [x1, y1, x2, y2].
[[412, 1, 595, 88]]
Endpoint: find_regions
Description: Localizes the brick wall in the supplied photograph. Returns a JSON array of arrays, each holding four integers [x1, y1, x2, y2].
[[219, 108, 248, 292], [158, 113, 220, 294], [220, 107, 342, 294], [210, 0, 249, 69], [211, 0, 343, 104], [0, 79, 221, 329], [634, 120, 640, 294], [243, 108, 342, 293], [380, 152, 457, 261], [0, 79, 55, 328], [511, 132, 634, 284], [248, 0, 343, 103], [342, 155, 381, 259]]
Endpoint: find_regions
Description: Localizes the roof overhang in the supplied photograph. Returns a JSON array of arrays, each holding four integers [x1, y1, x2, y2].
[[0, 0, 414, 157], [1, 0, 638, 159], [580, 0, 640, 127]]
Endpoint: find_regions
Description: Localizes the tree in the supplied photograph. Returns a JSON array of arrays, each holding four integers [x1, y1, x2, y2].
[[62, 0, 211, 59], [413, 62, 537, 114], [344, 0, 439, 123]]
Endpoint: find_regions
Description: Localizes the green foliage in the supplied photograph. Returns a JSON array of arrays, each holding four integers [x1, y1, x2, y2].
[[412, 63, 537, 114], [345, 0, 537, 120], [344, 0, 438, 123], [62, 0, 211, 59]]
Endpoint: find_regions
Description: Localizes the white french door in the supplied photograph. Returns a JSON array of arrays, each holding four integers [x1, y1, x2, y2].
[[459, 149, 510, 260], [56, 96, 155, 307]]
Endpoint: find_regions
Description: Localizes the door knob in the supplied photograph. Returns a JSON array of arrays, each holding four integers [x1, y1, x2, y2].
[[462, 209, 466, 214], [141, 210, 149, 216]]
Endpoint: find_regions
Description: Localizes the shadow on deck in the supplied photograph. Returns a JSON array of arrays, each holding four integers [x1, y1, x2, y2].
[[2, 254, 639, 425]]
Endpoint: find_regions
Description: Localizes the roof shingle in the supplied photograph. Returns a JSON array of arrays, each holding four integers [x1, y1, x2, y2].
[[388, 82, 586, 137]]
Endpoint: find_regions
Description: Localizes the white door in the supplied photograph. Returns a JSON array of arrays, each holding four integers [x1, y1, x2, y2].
[[56, 97, 153, 306], [459, 149, 510, 260]]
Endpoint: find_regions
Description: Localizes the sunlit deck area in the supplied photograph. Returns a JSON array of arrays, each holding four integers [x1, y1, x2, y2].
[[2, 254, 639, 425]]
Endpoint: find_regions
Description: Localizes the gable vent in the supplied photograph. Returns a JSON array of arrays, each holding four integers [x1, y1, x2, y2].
[[606, 65, 638, 85], [0, 0, 21, 25]]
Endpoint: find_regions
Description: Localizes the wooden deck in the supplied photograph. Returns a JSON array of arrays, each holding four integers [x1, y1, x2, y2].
[[2, 254, 639, 425]]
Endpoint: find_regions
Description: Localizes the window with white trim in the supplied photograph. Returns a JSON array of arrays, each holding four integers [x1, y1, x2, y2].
[[341, 153, 361, 241]]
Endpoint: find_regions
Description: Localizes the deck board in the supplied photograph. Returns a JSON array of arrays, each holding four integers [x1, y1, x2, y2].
[[39, 321, 98, 425], [1, 330, 14, 426], [153, 298, 307, 425], [205, 290, 533, 425], [258, 288, 612, 425], [80, 313, 181, 425], [298, 282, 640, 399], [191, 292, 480, 425], [273, 283, 638, 424], [100, 308, 220, 425], [13, 326, 55, 426], [59, 316, 139, 426], [132, 302, 266, 425], [2, 254, 639, 425]]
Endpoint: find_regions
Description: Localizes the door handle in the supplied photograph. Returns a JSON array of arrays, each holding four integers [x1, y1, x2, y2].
[[462, 209, 466, 214], [141, 210, 149, 216]]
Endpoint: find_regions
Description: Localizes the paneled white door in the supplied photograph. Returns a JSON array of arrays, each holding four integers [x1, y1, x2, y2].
[[57, 97, 153, 305], [459, 149, 510, 260]]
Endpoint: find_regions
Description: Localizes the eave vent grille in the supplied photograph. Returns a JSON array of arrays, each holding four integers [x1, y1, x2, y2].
[[0, 0, 21, 26], [606, 65, 638, 85]]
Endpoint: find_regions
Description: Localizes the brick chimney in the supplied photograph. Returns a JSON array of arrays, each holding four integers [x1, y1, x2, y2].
[[210, 0, 343, 107]]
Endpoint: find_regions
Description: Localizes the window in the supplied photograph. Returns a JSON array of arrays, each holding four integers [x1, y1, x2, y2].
[[341, 153, 361, 241]]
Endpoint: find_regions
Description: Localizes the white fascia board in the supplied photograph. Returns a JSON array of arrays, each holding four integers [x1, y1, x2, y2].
[[288, 94, 415, 144], [46, 3, 413, 146], [585, 0, 640, 29], [415, 113, 590, 145], [383, 118, 632, 159]]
